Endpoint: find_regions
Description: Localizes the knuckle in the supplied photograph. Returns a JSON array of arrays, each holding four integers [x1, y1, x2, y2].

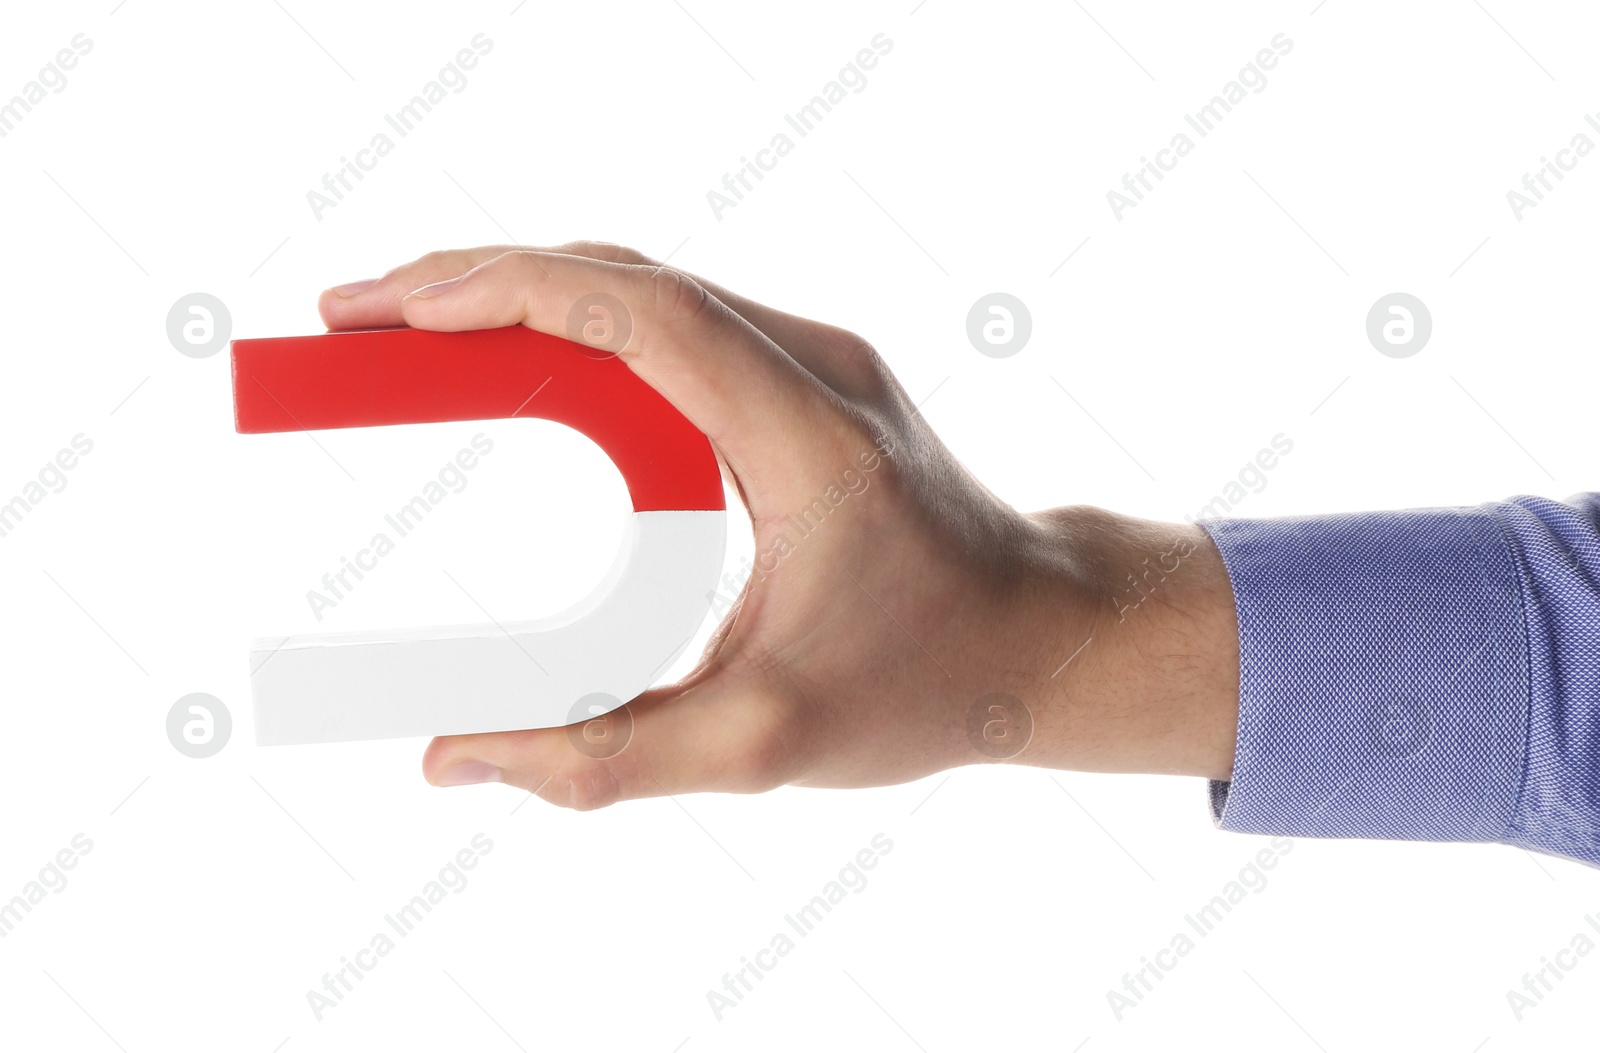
[[538, 765, 624, 811], [492, 249, 551, 282], [413, 248, 462, 272], [824, 329, 896, 402], [717, 689, 802, 793], [643, 266, 716, 327], [831, 328, 882, 367], [563, 240, 653, 267], [845, 341, 892, 395]]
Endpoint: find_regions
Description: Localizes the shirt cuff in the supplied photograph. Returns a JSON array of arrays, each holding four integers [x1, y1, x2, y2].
[[1199, 505, 1528, 845]]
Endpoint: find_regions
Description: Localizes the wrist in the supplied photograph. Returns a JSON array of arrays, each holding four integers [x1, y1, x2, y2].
[[1017, 506, 1240, 780]]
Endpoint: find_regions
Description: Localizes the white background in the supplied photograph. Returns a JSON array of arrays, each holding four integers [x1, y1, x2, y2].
[[0, 0, 1595, 1049]]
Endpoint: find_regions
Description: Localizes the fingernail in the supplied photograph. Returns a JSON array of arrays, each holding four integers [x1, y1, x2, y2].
[[408, 276, 464, 299], [435, 760, 502, 787], [330, 279, 379, 298]]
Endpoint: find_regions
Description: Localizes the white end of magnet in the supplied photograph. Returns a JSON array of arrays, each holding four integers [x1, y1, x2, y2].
[[249, 509, 726, 744]]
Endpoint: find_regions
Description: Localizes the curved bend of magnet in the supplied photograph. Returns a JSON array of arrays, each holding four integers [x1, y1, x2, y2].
[[231, 326, 727, 746]]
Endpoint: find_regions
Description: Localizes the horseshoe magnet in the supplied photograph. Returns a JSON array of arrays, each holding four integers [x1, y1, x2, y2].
[[231, 325, 727, 745]]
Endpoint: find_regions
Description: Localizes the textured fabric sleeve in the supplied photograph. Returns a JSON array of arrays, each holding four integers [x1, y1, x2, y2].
[[1199, 494, 1600, 866]]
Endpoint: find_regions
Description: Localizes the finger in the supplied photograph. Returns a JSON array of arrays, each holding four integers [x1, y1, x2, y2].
[[422, 675, 796, 809], [397, 248, 864, 499], [319, 246, 516, 331], [323, 241, 889, 402]]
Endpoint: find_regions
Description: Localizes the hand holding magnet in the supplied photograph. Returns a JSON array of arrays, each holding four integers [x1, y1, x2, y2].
[[232, 325, 727, 745]]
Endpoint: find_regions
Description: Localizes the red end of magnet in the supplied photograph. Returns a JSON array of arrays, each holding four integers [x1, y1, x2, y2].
[[231, 326, 724, 513]]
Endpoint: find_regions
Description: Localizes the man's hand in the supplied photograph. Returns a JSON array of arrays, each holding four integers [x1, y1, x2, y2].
[[318, 242, 1241, 807]]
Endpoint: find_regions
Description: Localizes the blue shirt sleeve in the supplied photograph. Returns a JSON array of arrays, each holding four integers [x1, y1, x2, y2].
[[1200, 494, 1600, 866]]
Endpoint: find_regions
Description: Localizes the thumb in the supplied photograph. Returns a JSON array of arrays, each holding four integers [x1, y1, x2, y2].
[[421, 672, 797, 810]]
